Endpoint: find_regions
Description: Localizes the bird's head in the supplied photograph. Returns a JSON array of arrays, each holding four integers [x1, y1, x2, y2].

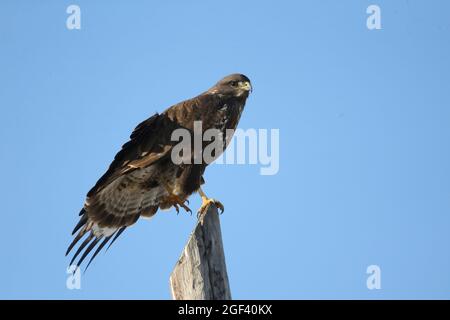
[[208, 74, 252, 98]]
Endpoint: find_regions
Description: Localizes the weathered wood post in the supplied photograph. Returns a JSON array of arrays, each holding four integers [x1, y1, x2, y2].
[[169, 203, 232, 300]]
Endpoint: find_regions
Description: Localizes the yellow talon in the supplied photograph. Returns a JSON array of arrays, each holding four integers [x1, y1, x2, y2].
[[165, 195, 191, 214], [197, 188, 224, 218], [161, 181, 192, 214]]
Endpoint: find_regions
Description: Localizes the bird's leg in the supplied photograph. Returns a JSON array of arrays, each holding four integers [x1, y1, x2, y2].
[[197, 187, 224, 218], [167, 194, 191, 215], [161, 181, 191, 215]]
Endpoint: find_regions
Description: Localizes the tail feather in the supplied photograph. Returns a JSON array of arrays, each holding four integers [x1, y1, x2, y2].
[[84, 235, 113, 272], [106, 227, 126, 251], [72, 214, 88, 235], [66, 227, 87, 256], [77, 237, 102, 272], [67, 209, 129, 271], [70, 233, 94, 266]]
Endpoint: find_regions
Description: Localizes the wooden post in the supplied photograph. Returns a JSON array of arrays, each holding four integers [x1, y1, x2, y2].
[[169, 203, 232, 300]]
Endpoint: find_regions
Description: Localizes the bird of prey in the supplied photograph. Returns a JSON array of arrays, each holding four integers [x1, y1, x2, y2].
[[66, 73, 252, 270]]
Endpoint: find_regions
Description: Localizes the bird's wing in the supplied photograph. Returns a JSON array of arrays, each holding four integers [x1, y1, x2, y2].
[[86, 113, 179, 197], [67, 111, 184, 271]]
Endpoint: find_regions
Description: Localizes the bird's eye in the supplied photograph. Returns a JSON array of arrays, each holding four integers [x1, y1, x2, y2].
[[229, 81, 238, 87]]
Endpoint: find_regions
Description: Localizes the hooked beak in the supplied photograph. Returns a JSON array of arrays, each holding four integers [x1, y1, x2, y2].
[[239, 81, 252, 93]]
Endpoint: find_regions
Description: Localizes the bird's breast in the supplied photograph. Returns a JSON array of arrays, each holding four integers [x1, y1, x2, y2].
[[216, 102, 244, 132]]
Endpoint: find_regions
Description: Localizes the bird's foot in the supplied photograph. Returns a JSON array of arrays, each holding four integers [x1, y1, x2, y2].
[[197, 197, 224, 219], [168, 195, 191, 215]]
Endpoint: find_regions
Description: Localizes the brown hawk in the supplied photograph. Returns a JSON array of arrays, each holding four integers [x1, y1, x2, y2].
[[66, 74, 252, 270]]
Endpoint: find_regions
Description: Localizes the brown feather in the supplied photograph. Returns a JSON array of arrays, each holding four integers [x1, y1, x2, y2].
[[67, 74, 251, 270]]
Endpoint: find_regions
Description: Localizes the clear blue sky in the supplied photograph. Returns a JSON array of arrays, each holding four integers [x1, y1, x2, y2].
[[1, 0, 450, 299]]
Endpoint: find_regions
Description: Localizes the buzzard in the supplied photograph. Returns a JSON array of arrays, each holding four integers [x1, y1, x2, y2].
[[66, 73, 252, 270]]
